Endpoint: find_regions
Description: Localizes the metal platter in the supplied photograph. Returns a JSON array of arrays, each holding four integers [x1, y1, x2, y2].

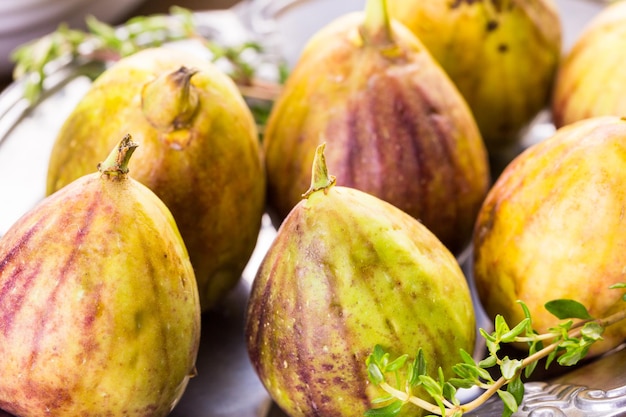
[[0, 1, 624, 416]]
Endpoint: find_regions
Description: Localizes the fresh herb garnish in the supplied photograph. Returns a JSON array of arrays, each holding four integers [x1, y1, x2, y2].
[[10, 6, 284, 123], [366, 285, 626, 417]]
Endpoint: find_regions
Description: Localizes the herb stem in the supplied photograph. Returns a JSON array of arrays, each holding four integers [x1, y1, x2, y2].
[[379, 382, 452, 416], [376, 305, 626, 416], [463, 307, 626, 413]]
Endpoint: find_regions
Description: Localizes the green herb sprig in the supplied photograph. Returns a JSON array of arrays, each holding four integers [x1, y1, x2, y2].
[[10, 6, 285, 112], [366, 283, 626, 417]]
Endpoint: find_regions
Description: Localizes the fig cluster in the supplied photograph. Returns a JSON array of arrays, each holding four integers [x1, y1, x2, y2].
[[1, 0, 626, 416]]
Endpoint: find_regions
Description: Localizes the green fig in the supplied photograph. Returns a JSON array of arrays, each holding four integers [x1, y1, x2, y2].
[[246, 144, 476, 417], [263, 0, 490, 258], [473, 116, 626, 358], [387, 0, 562, 154], [0, 135, 201, 416], [46, 47, 266, 311], [552, 1, 626, 128]]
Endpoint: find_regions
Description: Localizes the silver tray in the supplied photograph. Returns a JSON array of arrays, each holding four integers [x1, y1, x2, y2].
[[0, 1, 624, 416]]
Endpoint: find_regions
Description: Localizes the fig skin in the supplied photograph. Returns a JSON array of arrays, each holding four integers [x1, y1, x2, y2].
[[387, 0, 562, 153], [0, 137, 201, 416], [552, 1, 626, 128], [246, 146, 476, 417], [46, 47, 265, 311], [263, 8, 490, 257], [473, 116, 626, 358]]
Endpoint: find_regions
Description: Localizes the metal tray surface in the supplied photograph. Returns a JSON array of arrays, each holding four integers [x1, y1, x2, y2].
[[0, 1, 624, 416]]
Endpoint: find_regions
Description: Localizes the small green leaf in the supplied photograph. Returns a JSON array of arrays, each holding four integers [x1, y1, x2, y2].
[[447, 377, 476, 389], [479, 328, 497, 343], [545, 347, 561, 369], [419, 375, 444, 398], [370, 345, 387, 365], [386, 354, 409, 372], [545, 299, 593, 320], [453, 361, 492, 383], [497, 390, 519, 415], [452, 363, 478, 380], [478, 355, 497, 369], [557, 345, 589, 366], [458, 349, 476, 365], [609, 283, 626, 289], [501, 318, 531, 343], [443, 382, 458, 403], [507, 376, 524, 406], [500, 357, 523, 380], [495, 315, 511, 338], [368, 363, 385, 385], [408, 349, 426, 387], [581, 321, 604, 341], [371, 395, 396, 404], [517, 300, 532, 320], [364, 400, 404, 417]]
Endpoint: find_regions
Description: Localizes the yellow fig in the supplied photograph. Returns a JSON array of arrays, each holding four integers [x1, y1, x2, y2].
[[473, 116, 626, 358], [388, 0, 562, 154], [552, 1, 626, 128], [46, 47, 266, 311]]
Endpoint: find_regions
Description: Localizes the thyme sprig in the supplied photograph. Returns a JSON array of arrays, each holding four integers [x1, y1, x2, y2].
[[10, 7, 284, 107], [366, 283, 626, 417]]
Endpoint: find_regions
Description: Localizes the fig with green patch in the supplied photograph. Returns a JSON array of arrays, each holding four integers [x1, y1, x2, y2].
[[246, 144, 476, 417]]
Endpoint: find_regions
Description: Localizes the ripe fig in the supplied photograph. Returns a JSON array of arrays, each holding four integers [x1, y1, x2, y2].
[[387, 0, 562, 154], [473, 116, 626, 358], [263, 0, 490, 258], [246, 144, 476, 417], [46, 47, 265, 311], [552, 1, 626, 128], [0, 136, 201, 416]]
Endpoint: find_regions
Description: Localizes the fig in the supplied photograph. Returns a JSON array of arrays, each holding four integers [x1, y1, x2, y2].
[[552, 1, 626, 128], [46, 47, 265, 311], [0, 136, 201, 416], [387, 0, 562, 154], [263, 0, 490, 257], [473, 116, 626, 358], [246, 144, 476, 417]]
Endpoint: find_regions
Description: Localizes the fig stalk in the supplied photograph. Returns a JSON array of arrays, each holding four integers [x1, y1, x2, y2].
[[361, 0, 394, 48], [97, 134, 138, 177], [302, 143, 336, 198], [141, 66, 199, 132]]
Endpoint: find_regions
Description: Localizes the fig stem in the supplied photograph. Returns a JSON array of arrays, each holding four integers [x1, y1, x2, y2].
[[98, 134, 139, 177], [302, 143, 336, 198], [142, 66, 199, 132], [361, 0, 393, 46]]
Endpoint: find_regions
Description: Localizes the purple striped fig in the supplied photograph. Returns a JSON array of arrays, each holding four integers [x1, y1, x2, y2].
[[0, 136, 201, 416], [263, 0, 490, 258], [246, 144, 476, 417]]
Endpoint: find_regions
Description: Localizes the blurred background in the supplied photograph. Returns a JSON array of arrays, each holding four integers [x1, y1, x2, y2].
[[0, 0, 240, 87], [0, 0, 607, 88]]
